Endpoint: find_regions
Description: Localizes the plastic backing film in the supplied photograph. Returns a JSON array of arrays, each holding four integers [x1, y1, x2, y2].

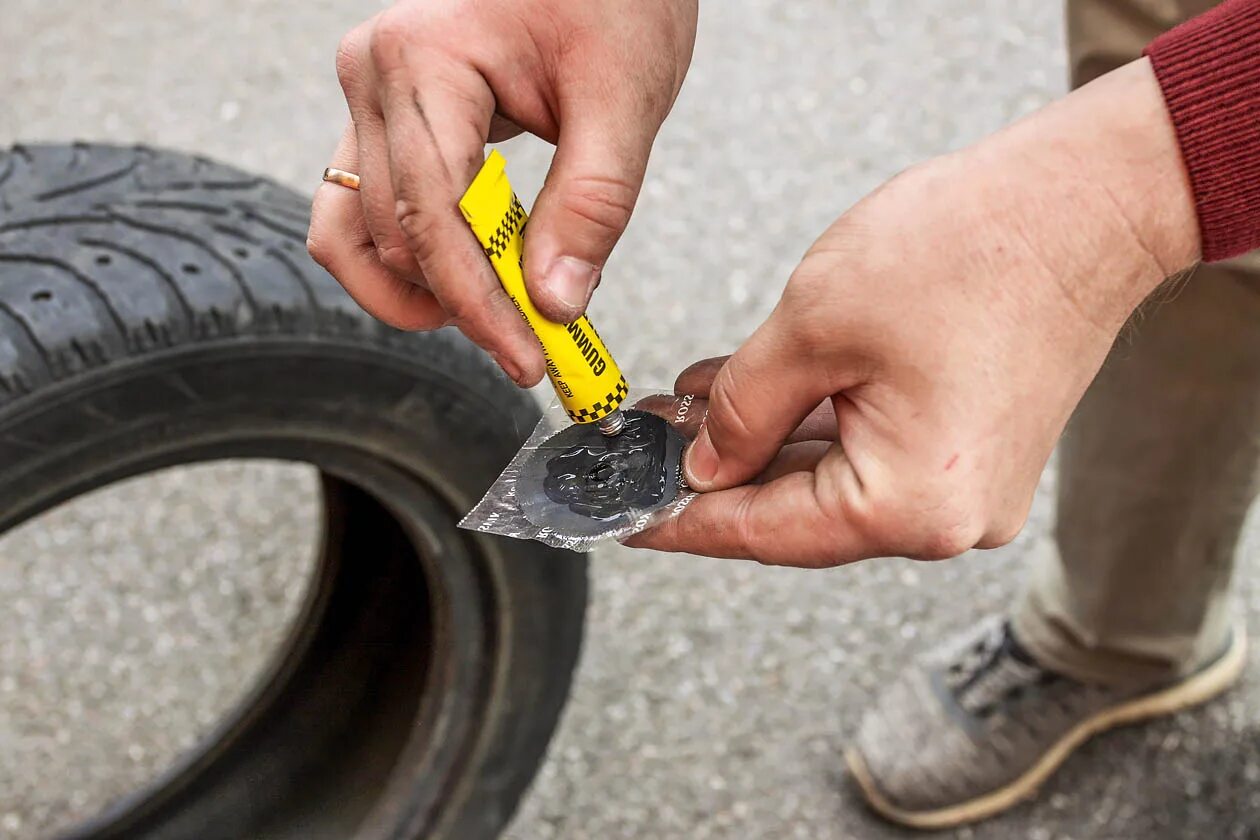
[[460, 388, 704, 551]]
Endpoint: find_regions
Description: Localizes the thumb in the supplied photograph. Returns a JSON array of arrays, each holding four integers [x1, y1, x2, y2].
[[686, 312, 838, 492], [523, 112, 653, 323]]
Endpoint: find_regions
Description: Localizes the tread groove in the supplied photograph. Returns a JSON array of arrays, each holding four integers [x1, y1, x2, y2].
[[36, 160, 139, 202], [268, 248, 321, 313], [211, 223, 262, 244], [239, 207, 307, 240], [0, 212, 109, 235], [0, 252, 132, 345], [140, 176, 266, 193], [78, 237, 197, 331], [239, 201, 310, 224], [0, 298, 55, 376], [198, 178, 267, 191], [0, 153, 16, 197], [133, 199, 231, 214], [106, 210, 261, 314]]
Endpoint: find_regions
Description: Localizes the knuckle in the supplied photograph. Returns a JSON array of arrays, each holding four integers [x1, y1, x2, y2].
[[913, 529, 975, 562], [376, 243, 416, 277], [784, 261, 829, 299], [335, 27, 369, 89], [912, 509, 984, 561], [706, 367, 756, 445], [979, 514, 1027, 550], [781, 267, 836, 348], [306, 232, 334, 271], [394, 200, 442, 267], [830, 493, 888, 552], [368, 9, 417, 71], [977, 526, 1018, 551], [434, 285, 496, 336], [441, 284, 498, 329], [850, 487, 982, 561], [731, 491, 763, 562], [557, 175, 639, 241]]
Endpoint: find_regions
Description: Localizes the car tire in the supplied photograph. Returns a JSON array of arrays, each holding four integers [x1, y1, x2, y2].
[[0, 142, 586, 840]]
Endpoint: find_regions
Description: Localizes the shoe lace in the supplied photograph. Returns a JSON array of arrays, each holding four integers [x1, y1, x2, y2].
[[948, 623, 1070, 728]]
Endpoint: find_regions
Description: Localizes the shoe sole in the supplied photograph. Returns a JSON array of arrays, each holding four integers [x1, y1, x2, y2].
[[845, 628, 1247, 831]]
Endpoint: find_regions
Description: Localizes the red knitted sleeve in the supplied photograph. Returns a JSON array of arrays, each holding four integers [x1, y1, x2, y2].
[[1144, 0, 1260, 262]]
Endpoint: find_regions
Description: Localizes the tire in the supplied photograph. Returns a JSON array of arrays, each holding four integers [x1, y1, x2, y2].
[[0, 143, 586, 840]]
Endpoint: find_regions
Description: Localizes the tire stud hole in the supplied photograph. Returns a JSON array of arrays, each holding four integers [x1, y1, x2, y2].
[[182, 263, 201, 275], [233, 247, 249, 259], [31, 290, 52, 302], [95, 254, 112, 266]]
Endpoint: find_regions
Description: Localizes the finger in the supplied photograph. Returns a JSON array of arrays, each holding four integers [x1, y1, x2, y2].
[[634, 393, 837, 444], [626, 447, 872, 567], [351, 105, 427, 283], [308, 124, 448, 331], [674, 356, 729, 398], [754, 441, 831, 484], [522, 108, 655, 323], [378, 55, 545, 386], [786, 402, 839, 443], [684, 311, 844, 491], [674, 357, 840, 441], [633, 393, 708, 439], [488, 113, 525, 143], [336, 23, 425, 283]]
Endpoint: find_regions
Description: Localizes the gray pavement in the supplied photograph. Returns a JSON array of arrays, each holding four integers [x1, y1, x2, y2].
[[2, 1, 1260, 838]]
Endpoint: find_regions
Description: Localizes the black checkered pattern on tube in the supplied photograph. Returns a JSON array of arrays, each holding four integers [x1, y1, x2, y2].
[[483, 197, 526, 259], [566, 376, 629, 423]]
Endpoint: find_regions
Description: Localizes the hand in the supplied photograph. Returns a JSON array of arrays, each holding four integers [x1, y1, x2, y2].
[[630, 58, 1201, 567], [307, 0, 698, 385]]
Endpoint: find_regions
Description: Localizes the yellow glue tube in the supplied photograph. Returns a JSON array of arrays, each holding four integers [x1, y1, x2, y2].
[[460, 150, 628, 425]]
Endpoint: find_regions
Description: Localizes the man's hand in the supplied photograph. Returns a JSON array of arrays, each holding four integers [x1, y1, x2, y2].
[[308, 0, 698, 385], [630, 58, 1201, 567]]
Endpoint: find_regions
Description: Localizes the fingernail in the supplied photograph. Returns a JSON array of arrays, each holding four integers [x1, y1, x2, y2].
[[545, 257, 599, 312], [685, 427, 719, 488], [490, 351, 523, 386]]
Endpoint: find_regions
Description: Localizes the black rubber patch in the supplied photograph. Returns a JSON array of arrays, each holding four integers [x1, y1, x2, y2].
[[518, 410, 685, 537]]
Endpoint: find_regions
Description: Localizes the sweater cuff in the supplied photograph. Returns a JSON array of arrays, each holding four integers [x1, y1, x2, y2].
[[1145, 0, 1260, 263]]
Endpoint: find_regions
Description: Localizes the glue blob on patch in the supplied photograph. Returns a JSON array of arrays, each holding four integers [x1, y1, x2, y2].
[[518, 410, 686, 538]]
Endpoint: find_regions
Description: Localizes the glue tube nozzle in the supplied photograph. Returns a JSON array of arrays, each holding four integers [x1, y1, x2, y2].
[[597, 410, 627, 437]]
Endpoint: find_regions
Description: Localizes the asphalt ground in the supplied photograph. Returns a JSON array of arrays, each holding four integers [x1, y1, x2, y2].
[[3, 2, 1260, 838]]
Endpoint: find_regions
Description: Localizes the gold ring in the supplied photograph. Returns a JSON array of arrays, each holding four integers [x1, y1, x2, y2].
[[322, 167, 361, 191]]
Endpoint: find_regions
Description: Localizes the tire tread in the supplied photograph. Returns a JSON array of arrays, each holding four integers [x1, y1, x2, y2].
[[0, 143, 414, 412]]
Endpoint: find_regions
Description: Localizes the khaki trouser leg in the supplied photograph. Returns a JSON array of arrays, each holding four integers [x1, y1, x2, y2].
[[1012, 0, 1260, 686]]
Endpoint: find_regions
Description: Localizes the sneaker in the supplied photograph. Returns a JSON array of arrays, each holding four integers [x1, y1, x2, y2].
[[845, 616, 1246, 830]]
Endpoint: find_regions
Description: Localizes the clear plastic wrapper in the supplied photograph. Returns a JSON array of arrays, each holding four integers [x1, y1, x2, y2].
[[460, 388, 704, 551]]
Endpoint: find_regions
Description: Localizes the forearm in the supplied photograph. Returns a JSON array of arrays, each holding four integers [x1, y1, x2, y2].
[[941, 58, 1197, 335], [942, 0, 1260, 336]]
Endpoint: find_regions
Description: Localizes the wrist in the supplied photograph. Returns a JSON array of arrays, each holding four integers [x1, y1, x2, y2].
[[965, 58, 1200, 327], [1065, 57, 1201, 276]]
